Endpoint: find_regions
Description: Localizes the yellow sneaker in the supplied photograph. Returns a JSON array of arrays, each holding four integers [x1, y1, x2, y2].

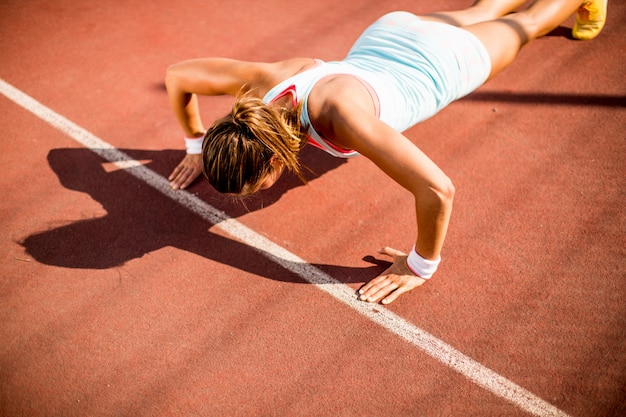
[[572, 0, 608, 40]]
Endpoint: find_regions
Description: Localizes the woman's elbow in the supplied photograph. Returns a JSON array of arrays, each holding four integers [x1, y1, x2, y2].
[[164, 65, 178, 90], [165, 62, 189, 92], [413, 177, 456, 212], [418, 177, 455, 209], [435, 177, 455, 203]]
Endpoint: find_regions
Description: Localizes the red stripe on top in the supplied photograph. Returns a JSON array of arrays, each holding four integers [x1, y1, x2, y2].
[[270, 84, 298, 107], [269, 84, 356, 155]]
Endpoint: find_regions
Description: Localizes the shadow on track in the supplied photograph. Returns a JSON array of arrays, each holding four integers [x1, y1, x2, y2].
[[465, 91, 626, 107], [20, 147, 388, 284]]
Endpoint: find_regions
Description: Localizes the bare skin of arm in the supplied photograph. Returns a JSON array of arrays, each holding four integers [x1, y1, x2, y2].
[[164, 57, 315, 189], [308, 76, 454, 304]]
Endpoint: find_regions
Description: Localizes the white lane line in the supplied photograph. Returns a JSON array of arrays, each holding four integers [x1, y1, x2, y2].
[[1, 78, 572, 417]]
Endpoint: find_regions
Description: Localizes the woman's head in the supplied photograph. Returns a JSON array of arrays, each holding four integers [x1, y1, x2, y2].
[[202, 94, 307, 195]]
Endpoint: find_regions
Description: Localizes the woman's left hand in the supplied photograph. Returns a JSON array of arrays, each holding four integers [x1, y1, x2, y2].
[[358, 246, 427, 305]]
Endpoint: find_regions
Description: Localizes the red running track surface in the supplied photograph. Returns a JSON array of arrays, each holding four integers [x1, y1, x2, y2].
[[1, 1, 624, 416]]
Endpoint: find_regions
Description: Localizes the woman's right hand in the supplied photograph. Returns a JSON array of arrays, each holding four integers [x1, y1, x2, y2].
[[169, 154, 203, 190]]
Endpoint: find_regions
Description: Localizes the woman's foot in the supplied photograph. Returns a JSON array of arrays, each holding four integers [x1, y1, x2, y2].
[[572, 0, 608, 40]]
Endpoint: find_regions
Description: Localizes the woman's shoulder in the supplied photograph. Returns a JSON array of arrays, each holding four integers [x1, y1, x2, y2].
[[271, 57, 319, 76], [258, 58, 318, 93]]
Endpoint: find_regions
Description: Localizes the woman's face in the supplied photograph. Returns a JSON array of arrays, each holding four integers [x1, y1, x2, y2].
[[242, 157, 285, 195]]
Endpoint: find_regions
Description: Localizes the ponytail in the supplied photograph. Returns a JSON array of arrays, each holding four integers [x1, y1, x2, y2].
[[202, 94, 308, 194]]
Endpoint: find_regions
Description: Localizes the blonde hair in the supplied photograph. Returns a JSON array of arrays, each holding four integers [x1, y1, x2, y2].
[[202, 94, 308, 194]]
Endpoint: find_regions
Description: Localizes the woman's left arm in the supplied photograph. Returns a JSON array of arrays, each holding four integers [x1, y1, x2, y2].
[[327, 99, 455, 304]]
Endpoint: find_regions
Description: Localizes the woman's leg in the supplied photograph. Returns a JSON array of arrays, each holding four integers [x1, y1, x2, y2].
[[463, 0, 583, 79], [422, 0, 528, 27]]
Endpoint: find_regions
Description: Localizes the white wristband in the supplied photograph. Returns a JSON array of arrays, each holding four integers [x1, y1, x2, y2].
[[406, 246, 440, 279], [185, 136, 204, 154]]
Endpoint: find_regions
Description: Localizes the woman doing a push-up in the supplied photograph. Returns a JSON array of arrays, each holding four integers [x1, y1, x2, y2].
[[165, 0, 607, 304]]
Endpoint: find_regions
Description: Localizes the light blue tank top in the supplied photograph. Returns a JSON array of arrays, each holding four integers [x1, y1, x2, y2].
[[263, 12, 491, 158]]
